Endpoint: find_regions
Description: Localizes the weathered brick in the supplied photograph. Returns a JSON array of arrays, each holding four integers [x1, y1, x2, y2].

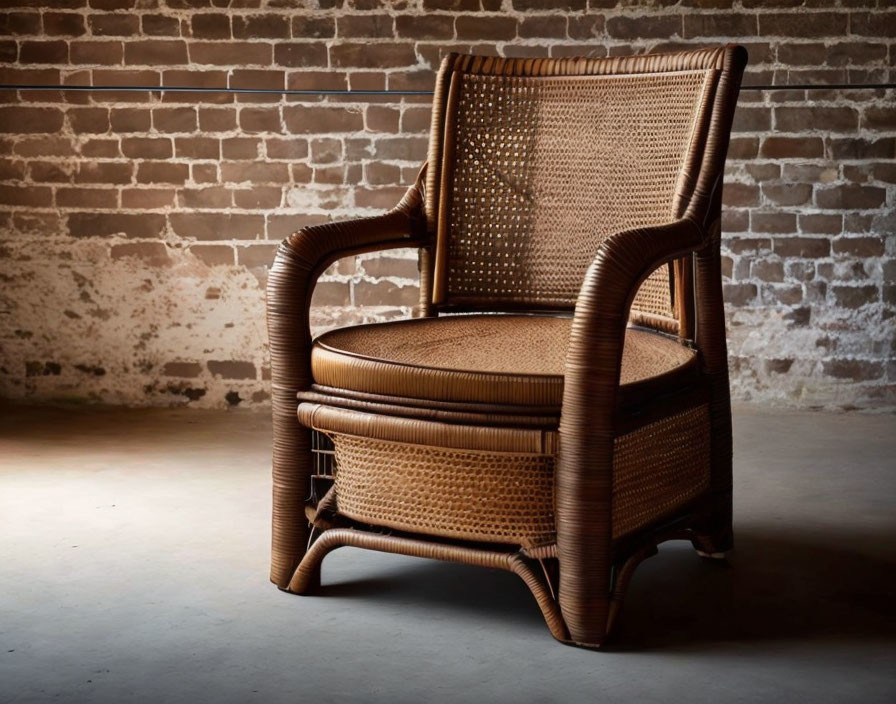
[[89, 13, 139, 36], [0, 184, 52, 207], [823, 359, 883, 382], [111, 242, 171, 267], [284, 105, 364, 134], [74, 162, 132, 184], [455, 16, 517, 41], [760, 136, 824, 159], [136, 162, 189, 185], [122, 137, 172, 159], [832, 237, 885, 258], [121, 188, 174, 209], [762, 183, 813, 207], [816, 185, 886, 210], [169, 213, 264, 240], [291, 16, 336, 39], [0, 107, 64, 133], [68, 212, 165, 238], [274, 43, 329, 68], [233, 15, 290, 39], [69, 40, 123, 64], [190, 13, 230, 40], [152, 108, 197, 133], [395, 15, 454, 40], [189, 244, 234, 267], [162, 361, 203, 378], [43, 12, 86, 36], [773, 236, 831, 259], [208, 360, 256, 380], [190, 41, 272, 66], [142, 15, 180, 37], [330, 42, 417, 68], [125, 40, 188, 65]]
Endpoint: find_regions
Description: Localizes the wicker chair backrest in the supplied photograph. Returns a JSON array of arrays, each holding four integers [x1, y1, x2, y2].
[[425, 49, 731, 324]]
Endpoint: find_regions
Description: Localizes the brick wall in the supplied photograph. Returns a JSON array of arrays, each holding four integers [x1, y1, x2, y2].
[[0, 0, 893, 411]]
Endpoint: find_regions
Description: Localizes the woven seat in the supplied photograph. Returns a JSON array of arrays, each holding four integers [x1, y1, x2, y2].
[[267, 45, 747, 648], [310, 315, 697, 407]]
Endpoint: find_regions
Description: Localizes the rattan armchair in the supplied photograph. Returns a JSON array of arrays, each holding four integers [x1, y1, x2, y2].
[[267, 45, 747, 648]]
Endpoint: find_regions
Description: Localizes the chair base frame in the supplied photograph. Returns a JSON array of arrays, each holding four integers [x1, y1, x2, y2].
[[279, 499, 732, 649]]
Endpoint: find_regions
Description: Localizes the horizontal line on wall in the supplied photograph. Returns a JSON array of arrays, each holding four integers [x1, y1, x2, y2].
[[1, 83, 895, 95]]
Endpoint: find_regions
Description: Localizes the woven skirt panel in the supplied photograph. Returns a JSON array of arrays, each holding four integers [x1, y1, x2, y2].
[[331, 433, 557, 547], [611, 403, 712, 538], [305, 402, 711, 547]]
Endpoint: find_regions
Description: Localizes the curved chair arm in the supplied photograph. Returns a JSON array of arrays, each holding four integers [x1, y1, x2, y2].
[[555, 216, 706, 646], [266, 169, 428, 588]]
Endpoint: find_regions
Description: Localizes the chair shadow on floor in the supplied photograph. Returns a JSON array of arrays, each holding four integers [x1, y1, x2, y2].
[[312, 525, 896, 651]]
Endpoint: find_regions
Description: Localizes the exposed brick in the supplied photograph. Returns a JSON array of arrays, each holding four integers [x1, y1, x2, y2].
[[823, 359, 883, 382], [832, 237, 885, 258], [68, 212, 165, 239], [233, 15, 290, 39], [152, 107, 197, 133], [775, 106, 858, 133], [121, 137, 173, 159], [189, 41, 272, 66], [330, 42, 417, 68], [111, 242, 170, 267], [0, 185, 52, 207], [169, 213, 264, 241], [751, 212, 796, 234], [121, 188, 174, 209], [816, 185, 886, 211], [762, 183, 813, 207], [291, 16, 336, 39], [190, 13, 230, 40], [142, 15, 180, 37], [43, 12, 86, 36], [284, 105, 364, 134], [19, 40, 68, 64], [455, 16, 517, 41], [125, 40, 188, 65], [70, 40, 123, 65], [723, 283, 757, 306], [607, 15, 681, 39], [274, 42, 329, 68], [89, 13, 139, 36], [760, 136, 824, 159], [189, 244, 234, 267], [773, 236, 831, 259], [74, 162, 132, 185], [207, 360, 256, 380], [110, 108, 151, 132], [162, 361, 203, 378], [0, 107, 64, 134], [137, 162, 189, 185], [395, 15, 454, 40]]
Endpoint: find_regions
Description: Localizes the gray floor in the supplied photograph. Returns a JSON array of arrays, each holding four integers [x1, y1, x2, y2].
[[1, 402, 894, 704]]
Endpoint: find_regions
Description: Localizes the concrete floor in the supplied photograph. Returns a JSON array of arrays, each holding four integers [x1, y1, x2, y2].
[[1, 403, 894, 704]]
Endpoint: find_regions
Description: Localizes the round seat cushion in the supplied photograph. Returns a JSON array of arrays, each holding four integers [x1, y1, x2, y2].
[[310, 314, 696, 407]]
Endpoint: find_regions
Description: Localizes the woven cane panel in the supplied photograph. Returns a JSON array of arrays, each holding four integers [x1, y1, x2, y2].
[[445, 70, 711, 313], [331, 433, 556, 546], [612, 403, 711, 538]]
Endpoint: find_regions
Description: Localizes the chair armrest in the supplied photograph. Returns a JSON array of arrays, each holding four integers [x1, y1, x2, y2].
[[267, 170, 428, 390], [555, 216, 705, 645], [266, 169, 428, 588]]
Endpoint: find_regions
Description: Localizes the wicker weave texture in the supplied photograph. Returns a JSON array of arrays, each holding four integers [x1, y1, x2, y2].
[[439, 70, 712, 312], [612, 403, 711, 538], [317, 402, 711, 546], [332, 433, 557, 546]]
